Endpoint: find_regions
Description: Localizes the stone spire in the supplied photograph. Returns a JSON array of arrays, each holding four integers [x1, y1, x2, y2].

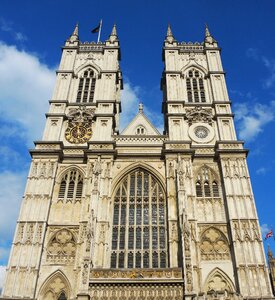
[[165, 23, 175, 43], [68, 23, 79, 43], [108, 23, 118, 43], [204, 23, 217, 45]]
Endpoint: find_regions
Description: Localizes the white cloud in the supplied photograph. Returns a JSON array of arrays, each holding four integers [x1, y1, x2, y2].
[[256, 167, 268, 175], [120, 80, 163, 133], [0, 18, 27, 42], [0, 265, 6, 290], [234, 101, 275, 141], [246, 48, 275, 89], [120, 82, 140, 130], [0, 42, 56, 143]]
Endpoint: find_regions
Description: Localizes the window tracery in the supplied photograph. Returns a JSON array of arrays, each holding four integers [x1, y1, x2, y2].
[[58, 169, 83, 201], [195, 166, 220, 198], [76, 68, 96, 103], [47, 229, 76, 263], [111, 169, 168, 269], [186, 69, 206, 103], [200, 227, 230, 260]]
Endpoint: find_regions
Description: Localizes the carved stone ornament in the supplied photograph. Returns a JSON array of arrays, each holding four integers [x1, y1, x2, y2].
[[65, 106, 95, 144], [185, 106, 213, 126]]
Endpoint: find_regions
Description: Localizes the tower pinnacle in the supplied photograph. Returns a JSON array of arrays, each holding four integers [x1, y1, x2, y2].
[[204, 23, 217, 45], [165, 24, 175, 43], [67, 23, 79, 44], [108, 23, 118, 43]]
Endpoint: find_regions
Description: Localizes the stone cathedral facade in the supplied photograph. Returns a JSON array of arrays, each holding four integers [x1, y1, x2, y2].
[[1, 24, 274, 300]]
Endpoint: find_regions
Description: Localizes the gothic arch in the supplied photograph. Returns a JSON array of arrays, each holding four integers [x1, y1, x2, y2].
[[75, 62, 101, 78], [203, 268, 235, 294], [200, 227, 230, 260], [110, 166, 168, 269], [181, 62, 208, 77], [194, 164, 220, 182], [38, 270, 71, 300], [55, 165, 85, 184], [111, 162, 166, 196]]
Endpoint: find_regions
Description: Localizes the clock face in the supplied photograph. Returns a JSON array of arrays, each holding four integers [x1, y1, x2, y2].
[[194, 126, 209, 139], [65, 122, 92, 144]]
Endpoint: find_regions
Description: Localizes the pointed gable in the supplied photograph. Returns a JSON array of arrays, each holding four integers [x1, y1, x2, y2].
[[121, 104, 160, 136]]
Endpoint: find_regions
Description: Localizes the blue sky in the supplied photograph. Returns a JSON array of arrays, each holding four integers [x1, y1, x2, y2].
[[0, 0, 275, 288]]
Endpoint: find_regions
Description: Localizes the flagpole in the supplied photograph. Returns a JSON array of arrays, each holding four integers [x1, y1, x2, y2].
[[97, 19, 102, 43]]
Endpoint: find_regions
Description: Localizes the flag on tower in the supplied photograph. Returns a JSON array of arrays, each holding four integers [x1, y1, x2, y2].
[[265, 230, 273, 240], [91, 22, 101, 33]]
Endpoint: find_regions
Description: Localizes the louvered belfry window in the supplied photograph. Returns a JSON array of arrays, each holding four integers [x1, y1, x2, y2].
[[186, 69, 206, 103], [76, 68, 96, 103], [58, 169, 83, 200], [111, 169, 168, 269]]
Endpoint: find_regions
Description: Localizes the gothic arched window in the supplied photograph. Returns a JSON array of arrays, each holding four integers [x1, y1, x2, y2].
[[58, 292, 67, 300], [195, 167, 220, 198], [186, 69, 206, 103], [76, 68, 96, 103], [111, 169, 168, 269], [58, 169, 83, 200]]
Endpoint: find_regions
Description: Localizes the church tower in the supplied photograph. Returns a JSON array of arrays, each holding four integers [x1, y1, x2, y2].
[[1, 24, 274, 300]]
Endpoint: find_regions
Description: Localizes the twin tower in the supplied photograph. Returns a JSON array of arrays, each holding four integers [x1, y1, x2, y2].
[[1, 24, 273, 300]]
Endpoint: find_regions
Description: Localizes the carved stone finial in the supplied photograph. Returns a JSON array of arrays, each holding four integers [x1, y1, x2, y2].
[[68, 23, 79, 43], [108, 23, 118, 42], [138, 103, 143, 113], [165, 24, 175, 43], [204, 23, 217, 45]]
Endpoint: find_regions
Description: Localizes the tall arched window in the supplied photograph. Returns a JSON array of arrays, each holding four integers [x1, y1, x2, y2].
[[186, 69, 206, 103], [195, 166, 220, 198], [76, 68, 96, 103], [58, 169, 83, 200], [111, 169, 168, 269]]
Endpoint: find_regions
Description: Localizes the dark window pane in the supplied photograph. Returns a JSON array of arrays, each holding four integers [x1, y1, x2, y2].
[[196, 182, 203, 197], [152, 251, 158, 268], [136, 204, 142, 225], [129, 204, 135, 225], [130, 175, 135, 196], [152, 204, 157, 225], [113, 204, 119, 225], [76, 181, 83, 198], [128, 252, 133, 268], [204, 182, 211, 197], [143, 251, 149, 268], [111, 252, 117, 268], [136, 227, 141, 249], [128, 227, 134, 249], [67, 181, 74, 198], [119, 227, 125, 249], [159, 204, 165, 225], [144, 173, 149, 196], [160, 251, 166, 268], [159, 227, 166, 249], [144, 204, 149, 225], [58, 292, 67, 300], [118, 252, 124, 268], [136, 252, 141, 268], [213, 181, 219, 197], [58, 181, 66, 198], [152, 227, 158, 249], [112, 227, 118, 250], [143, 227, 149, 249], [121, 204, 126, 225]]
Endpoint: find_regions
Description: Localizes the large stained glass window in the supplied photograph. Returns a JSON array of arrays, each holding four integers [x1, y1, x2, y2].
[[110, 169, 168, 269]]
